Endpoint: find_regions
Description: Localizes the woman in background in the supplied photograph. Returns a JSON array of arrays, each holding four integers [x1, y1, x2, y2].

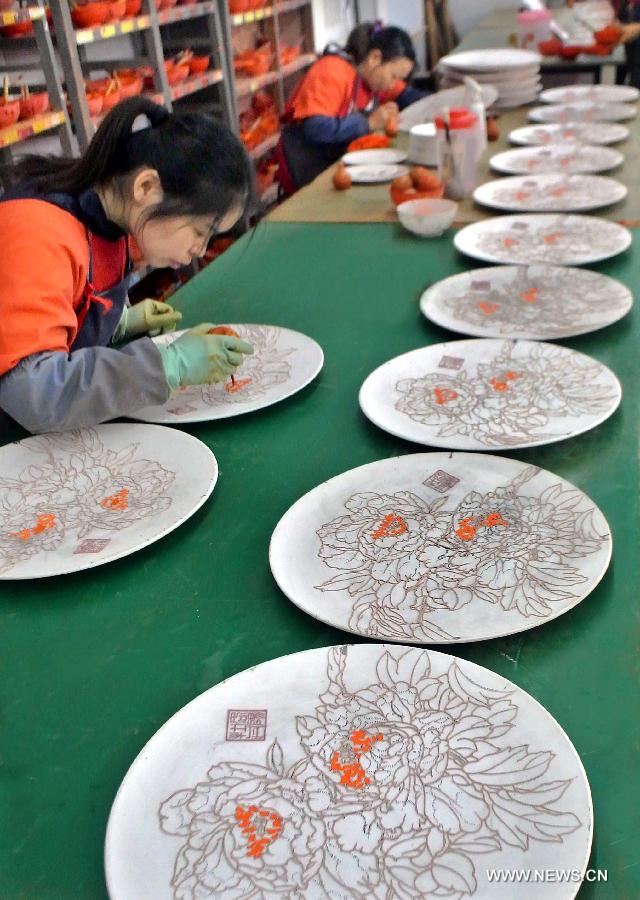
[[277, 22, 427, 196]]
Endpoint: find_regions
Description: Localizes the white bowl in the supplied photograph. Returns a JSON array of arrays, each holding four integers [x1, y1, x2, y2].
[[397, 198, 458, 238]]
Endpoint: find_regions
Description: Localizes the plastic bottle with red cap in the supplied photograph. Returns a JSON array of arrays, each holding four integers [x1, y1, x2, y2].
[[435, 107, 480, 200]]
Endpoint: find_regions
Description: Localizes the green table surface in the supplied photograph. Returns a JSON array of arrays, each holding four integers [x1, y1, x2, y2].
[[1, 222, 639, 898]]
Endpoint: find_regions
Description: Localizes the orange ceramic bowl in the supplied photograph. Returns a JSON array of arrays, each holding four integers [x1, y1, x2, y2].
[[108, 0, 126, 20], [85, 77, 110, 94], [0, 19, 34, 36], [117, 73, 143, 97], [19, 91, 50, 120], [86, 92, 104, 116], [167, 63, 189, 84], [101, 89, 121, 112], [71, 2, 110, 27], [0, 99, 21, 127], [188, 54, 210, 74]]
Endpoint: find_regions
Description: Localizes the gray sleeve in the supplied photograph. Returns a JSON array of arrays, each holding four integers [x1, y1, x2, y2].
[[0, 338, 169, 434]]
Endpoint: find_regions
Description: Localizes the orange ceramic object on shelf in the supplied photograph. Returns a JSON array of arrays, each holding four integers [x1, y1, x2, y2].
[[101, 81, 121, 112], [0, 98, 20, 128], [71, 1, 111, 28], [108, 0, 126, 20], [280, 45, 301, 66], [85, 76, 111, 94], [86, 92, 104, 116], [166, 62, 190, 85], [188, 54, 210, 74], [18, 91, 49, 120], [0, 19, 35, 36], [117, 72, 143, 98]]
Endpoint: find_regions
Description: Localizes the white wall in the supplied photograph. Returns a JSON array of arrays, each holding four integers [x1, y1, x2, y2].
[[311, 0, 356, 51], [311, 0, 425, 70], [448, 0, 520, 38]]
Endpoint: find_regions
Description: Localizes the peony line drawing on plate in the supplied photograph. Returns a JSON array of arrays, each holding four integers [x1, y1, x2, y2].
[[509, 122, 629, 146], [438, 267, 631, 337], [464, 215, 629, 266], [0, 428, 174, 575], [394, 341, 617, 449], [158, 645, 584, 899], [477, 175, 624, 212], [491, 145, 622, 175], [529, 102, 636, 124], [174, 326, 295, 408], [314, 465, 607, 643]]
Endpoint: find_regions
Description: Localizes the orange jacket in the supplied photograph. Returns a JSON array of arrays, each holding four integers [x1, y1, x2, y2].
[[284, 54, 406, 121], [0, 199, 126, 376]]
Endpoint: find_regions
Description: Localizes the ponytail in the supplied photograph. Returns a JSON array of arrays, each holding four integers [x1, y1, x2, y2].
[[2, 96, 255, 229], [344, 22, 416, 66]]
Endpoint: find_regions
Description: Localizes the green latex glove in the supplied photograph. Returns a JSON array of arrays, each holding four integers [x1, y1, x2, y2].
[[157, 323, 254, 391], [114, 299, 183, 342]]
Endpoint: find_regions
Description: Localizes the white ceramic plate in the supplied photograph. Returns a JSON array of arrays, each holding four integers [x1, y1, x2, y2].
[[270, 454, 611, 644], [540, 84, 640, 104], [490, 143, 623, 174], [359, 339, 621, 451], [342, 148, 407, 166], [454, 213, 631, 265], [473, 174, 627, 212], [0, 425, 217, 579], [493, 93, 541, 110], [438, 65, 540, 85], [440, 48, 541, 71], [495, 79, 542, 97], [529, 102, 637, 123], [399, 84, 499, 131], [105, 643, 593, 899], [132, 325, 323, 425], [420, 265, 632, 340], [347, 163, 409, 183], [510, 121, 629, 145]]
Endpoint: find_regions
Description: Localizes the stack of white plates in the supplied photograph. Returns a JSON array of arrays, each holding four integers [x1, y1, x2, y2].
[[437, 48, 542, 110]]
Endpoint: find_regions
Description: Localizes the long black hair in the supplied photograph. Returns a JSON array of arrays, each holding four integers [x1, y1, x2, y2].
[[344, 22, 417, 67], [2, 96, 255, 230]]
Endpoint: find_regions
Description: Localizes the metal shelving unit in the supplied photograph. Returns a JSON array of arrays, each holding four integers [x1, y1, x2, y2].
[[0, 0, 315, 282], [219, 0, 315, 200], [46, 0, 234, 150], [0, 4, 76, 158]]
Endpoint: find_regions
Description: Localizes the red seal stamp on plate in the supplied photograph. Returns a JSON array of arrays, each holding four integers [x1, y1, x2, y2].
[[73, 538, 111, 554], [423, 470, 461, 494], [438, 355, 464, 370], [226, 709, 268, 741]]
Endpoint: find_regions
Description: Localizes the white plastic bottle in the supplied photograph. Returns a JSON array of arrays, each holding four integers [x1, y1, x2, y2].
[[464, 77, 487, 161]]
